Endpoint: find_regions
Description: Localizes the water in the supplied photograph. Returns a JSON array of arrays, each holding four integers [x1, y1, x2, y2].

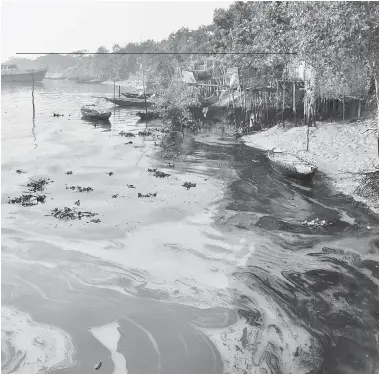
[[2, 80, 379, 374]]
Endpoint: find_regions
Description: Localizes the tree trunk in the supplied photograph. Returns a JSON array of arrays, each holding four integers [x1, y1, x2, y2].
[[293, 81, 297, 126], [282, 83, 285, 128], [358, 99, 361, 118]]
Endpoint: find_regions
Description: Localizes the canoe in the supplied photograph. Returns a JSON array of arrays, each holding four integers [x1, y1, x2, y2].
[[267, 148, 317, 179], [136, 111, 160, 121], [81, 105, 112, 120], [104, 97, 152, 108]]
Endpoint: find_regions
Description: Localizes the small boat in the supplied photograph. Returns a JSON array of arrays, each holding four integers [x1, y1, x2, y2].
[[104, 97, 152, 108], [136, 111, 160, 121], [81, 105, 112, 120], [267, 148, 317, 179], [122, 92, 153, 99], [1, 64, 47, 82]]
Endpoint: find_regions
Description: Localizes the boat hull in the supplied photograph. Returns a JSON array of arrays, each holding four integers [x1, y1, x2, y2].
[[105, 97, 152, 108], [81, 108, 112, 120], [1, 69, 47, 82], [267, 150, 317, 180], [136, 111, 160, 121]]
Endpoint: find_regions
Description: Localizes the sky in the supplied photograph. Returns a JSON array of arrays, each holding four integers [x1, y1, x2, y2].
[[1, 0, 234, 61]]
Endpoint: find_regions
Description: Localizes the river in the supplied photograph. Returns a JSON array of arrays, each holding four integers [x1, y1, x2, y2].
[[2, 80, 379, 374]]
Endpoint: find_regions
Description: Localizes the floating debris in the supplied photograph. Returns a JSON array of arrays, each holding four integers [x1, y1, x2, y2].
[[74, 200, 80, 206], [165, 163, 175, 168], [138, 192, 157, 198], [108, 172, 114, 176], [91, 219, 101, 224], [119, 131, 135, 137], [53, 113, 64, 117], [65, 171, 73, 175], [94, 362, 102, 370], [8, 194, 46, 207], [134, 145, 144, 148], [50, 207, 97, 221], [301, 218, 332, 229], [127, 184, 136, 189], [66, 186, 93, 192], [138, 130, 152, 136], [112, 194, 119, 198], [16, 169, 26, 174], [26, 178, 52, 192], [147, 168, 157, 173], [182, 182, 196, 190], [125, 141, 133, 145]]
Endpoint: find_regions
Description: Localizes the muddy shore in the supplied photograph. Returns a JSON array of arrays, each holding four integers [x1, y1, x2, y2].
[[243, 118, 379, 214]]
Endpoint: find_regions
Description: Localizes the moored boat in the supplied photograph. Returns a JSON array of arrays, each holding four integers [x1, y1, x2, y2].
[[104, 97, 152, 108], [1, 64, 48, 82], [267, 148, 317, 179], [122, 92, 153, 99], [81, 105, 112, 120]]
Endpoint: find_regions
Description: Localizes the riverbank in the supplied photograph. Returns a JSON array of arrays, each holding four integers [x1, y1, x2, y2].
[[101, 78, 143, 90], [243, 118, 379, 214]]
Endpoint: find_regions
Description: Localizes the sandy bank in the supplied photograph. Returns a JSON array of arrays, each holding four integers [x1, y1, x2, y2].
[[243, 119, 379, 214]]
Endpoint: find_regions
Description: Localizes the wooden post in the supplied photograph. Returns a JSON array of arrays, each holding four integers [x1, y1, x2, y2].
[[119, 86, 121, 98], [276, 80, 280, 124], [282, 82, 285, 128], [141, 55, 148, 123], [113, 80, 116, 99], [358, 99, 361, 118], [342, 96, 345, 120], [293, 81, 297, 126]]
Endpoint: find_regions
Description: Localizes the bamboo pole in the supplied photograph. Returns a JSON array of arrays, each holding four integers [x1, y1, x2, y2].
[[293, 81, 297, 126], [141, 56, 148, 122], [282, 82, 285, 128], [342, 95, 345, 120]]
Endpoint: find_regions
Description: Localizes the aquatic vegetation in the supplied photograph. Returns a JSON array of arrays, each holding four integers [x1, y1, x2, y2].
[[182, 182, 196, 190], [95, 362, 102, 370], [301, 218, 333, 229], [112, 194, 119, 198], [74, 200, 80, 206], [108, 172, 114, 176], [53, 113, 64, 117], [125, 141, 133, 144], [138, 130, 152, 136], [26, 177, 52, 192], [50, 207, 97, 221], [154, 170, 170, 178], [65, 171, 73, 175], [147, 168, 170, 178], [119, 131, 135, 137], [163, 153, 175, 159], [16, 169, 26, 174], [165, 163, 175, 168], [138, 192, 157, 198], [8, 194, 46, 207], [127, 184, 136, 188], [91, 219, 101, 224], [66, 186, 93, 192]]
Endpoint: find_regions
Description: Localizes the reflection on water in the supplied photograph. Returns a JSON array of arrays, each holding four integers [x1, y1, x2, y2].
[[2, 80, 379, 374]]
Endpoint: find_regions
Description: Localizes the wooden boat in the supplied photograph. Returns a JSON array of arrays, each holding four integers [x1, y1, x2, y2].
[[136, 111, 160, 121], [104, 97, 152, 108], [81, 105, 112, 120], [122, 92, 153, 99], [1, 64, 47, 82], [267, 148, 317, 179]]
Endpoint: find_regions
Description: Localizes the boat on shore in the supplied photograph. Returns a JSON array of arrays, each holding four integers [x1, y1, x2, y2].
[[267, 148, 317, 179], [1, 64, 47, 82], [104, 97, 152, 108], [122, 92, 153, 99], [81, 105, 112, 120]]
